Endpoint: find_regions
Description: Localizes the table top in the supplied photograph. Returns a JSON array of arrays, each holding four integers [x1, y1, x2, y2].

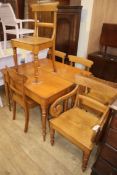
[[25, 68, 73, 99], [18, 58, 91, 82]]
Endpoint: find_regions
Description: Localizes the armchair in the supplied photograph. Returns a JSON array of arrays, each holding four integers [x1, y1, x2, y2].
[[49, 84, 109, 171], [0, 3, 34, 49]]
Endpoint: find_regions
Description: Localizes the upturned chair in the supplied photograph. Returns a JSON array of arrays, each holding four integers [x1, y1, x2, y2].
[[48, 49, 66, 63], [6, 67, 38, 132], [0, 3, 34, 50], [49, 82, 110, 171], [11, 2, 59, 82]]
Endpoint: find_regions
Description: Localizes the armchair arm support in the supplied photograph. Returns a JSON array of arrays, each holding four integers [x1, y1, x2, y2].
[[50, 85, 79, 118], [91, 107, 110, 143]]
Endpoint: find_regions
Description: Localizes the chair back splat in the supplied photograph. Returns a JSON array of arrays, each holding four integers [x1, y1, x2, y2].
[[68, 55, 93, 71]]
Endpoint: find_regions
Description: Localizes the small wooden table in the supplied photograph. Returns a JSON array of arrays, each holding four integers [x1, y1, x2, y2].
[[25, 69, 74, 141], [3, 59, 91, 140]]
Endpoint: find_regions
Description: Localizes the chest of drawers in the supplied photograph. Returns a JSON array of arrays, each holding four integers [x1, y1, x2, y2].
[[91, 108, 117, 175]]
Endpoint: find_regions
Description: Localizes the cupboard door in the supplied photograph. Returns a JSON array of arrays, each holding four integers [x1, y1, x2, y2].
[[56, 6, 82, 55]]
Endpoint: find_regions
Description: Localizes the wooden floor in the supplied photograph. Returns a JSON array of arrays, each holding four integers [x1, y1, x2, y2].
[[0, 86, 96, 175]]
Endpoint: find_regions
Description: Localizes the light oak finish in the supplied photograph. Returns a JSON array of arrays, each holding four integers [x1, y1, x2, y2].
[[6, 67, 38, 132], [49, 84, 109, 171], [68, 55, 93, 71], [3, 59, 116, 141], [48, 49, 66, 63], [68, 55, 117, 105], [75, 75, 117, 105], [24, 69, 74, 141], [11, 2, 59, 82]]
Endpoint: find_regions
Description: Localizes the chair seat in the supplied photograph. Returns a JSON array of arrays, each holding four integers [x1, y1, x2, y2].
[[13, 36, 52, 45], [13, 94, 37, 108], [50, 107, 99, 150], [87, 90, 112, 104], [6, 29, 34, 35]]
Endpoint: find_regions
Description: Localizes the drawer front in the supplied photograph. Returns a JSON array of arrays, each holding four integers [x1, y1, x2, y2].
[[101, 144, 117, 168], [106, 128, 117, 149], [92, 157, 117, 175], [111, 114, 117, 129]]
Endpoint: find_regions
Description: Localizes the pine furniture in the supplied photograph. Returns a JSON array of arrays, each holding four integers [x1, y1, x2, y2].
[[11, 2, 59, 83], [6, 67, 38, 132], [2, 59, 91, 140], [28, 0, 82, 56], [49, 84, 109, 171]]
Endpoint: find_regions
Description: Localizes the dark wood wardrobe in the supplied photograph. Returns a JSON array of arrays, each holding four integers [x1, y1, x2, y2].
[[28, 0, 82, 56]]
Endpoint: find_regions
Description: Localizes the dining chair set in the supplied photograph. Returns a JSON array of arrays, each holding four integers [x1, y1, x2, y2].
[[1, 1, 117, 172]]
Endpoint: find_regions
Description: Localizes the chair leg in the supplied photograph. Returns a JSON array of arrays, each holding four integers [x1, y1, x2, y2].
[[5, 83, 11, 111], [13, 101, 16, 120], [50, 127, 55, 146], [24, 106, 29, 133], [82, 150, 91, 171], [51, 45, 56, 72]]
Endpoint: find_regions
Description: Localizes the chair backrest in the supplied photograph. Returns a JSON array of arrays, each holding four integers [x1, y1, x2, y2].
[[48, 49, 66, 63], [0, 3, 17, 26], [6, 67, 27, 100], [75, 75, 117, 104], [31, 2, 59, 39], [68, 55, 93, 71]]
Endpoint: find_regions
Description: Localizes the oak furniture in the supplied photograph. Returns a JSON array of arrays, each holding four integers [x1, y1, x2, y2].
[[6, 67, 38, 132], [0, 3, 34, 49], [49, 84, 109, 171], [48, 49, 66, 63], [28, 0, 82, 56], [68, 55, 94, 71], [2, 59, 91, 140], [11, 2, 59, 82], [88, 23, 117, 83], [91, 99, 117, 175], [75, 75, 117, 105]]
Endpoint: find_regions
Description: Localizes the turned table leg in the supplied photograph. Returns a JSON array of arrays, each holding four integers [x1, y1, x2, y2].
[[41, 105, 48, 141]]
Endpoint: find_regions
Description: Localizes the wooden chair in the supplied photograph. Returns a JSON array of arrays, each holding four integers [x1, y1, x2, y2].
[[68, 55, 94, 71], [48, 49, 66, 63], [6, 67, 38, 132], [3, 68, 12, 111], [75, 75, 117, 105], [49, 84, 109, 171], [11, 2, 59, 82], [0, 3, 34, 50], [68, 55, 117, 105]]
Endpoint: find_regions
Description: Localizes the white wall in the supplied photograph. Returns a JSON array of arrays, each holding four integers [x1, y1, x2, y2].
[[77, 0, 94, 57]]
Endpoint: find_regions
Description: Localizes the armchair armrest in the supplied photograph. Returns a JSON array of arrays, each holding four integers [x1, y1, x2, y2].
[[91, 107, 109, 143], [20, 19, 35, 23], [50, 85, 78, 118]]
